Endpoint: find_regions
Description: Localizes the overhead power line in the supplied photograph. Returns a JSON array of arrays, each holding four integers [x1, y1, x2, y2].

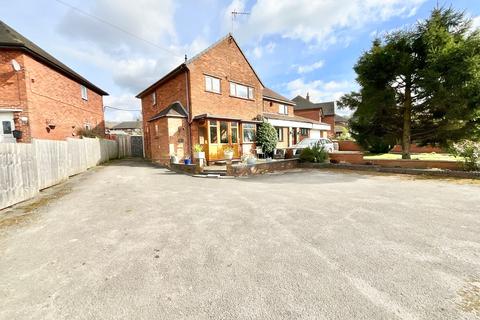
[[104, 105, 141, 112], [54, 0, 183, 58]]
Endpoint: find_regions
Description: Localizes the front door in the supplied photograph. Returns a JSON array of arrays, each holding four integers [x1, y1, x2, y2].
[[0, 112, 15, 143], [207, 120, 241, 161]]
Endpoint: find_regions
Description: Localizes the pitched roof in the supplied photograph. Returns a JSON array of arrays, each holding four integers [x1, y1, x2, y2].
[[263, 87, 295, 105], [292, 95, 336, 116], [262, 112, 329, 126], [335, 114, 348, 122], [0, 20, 108, 96], [112, 121, 142, 130], [136, 33, 264, 98], [148, 101, 188, 121], [105, 121, 120, 129]]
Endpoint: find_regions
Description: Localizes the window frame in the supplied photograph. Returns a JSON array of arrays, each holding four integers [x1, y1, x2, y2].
[[300, 128, 309, 136], [276, 127, 284, 142], [81, 85, 88, 101], [242, 123, 256, 143], [209, 120, 218, 144], [278, 104, 288, 115], [229, 82, 254, 100], [205, 75, 221, 94]]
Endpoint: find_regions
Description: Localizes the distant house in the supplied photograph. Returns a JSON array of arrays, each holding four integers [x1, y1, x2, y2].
[[292, 94, 337, 138], [334, 114, 349, 137], [137, 34, 330, 164], [0, 20, 108, 143], [108, 121, 142, 135]]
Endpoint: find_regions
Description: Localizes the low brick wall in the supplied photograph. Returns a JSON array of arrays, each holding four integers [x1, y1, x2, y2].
[[169, 163, 202, 174], [328, 151, 365, 164], [227, 159, 299, 177], [391, 144, 444, 153], [336, 140, 363, 151], [368, 159, 461, 170]]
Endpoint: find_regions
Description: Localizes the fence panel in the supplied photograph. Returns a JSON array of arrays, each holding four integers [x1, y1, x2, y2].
[[1, 137, 120, 210], [0, 143, 38, 209]]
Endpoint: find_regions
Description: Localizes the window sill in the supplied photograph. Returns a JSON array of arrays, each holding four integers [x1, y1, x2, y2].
[[229, 95, 254, 101], [205, 90, 222, 95]]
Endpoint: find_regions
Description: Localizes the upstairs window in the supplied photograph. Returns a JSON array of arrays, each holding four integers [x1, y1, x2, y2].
[[279, 104, 288, 115], [205, 75, 221, 93], [152, 92, 156, 105], [81, 85, 88, 100], [230, 82, 254, 100]]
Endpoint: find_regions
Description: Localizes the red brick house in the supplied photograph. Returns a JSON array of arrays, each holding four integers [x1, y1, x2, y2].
[[0, 21, 108, 143], [137, 34, 330, 164], [292, 94, 337, 138]]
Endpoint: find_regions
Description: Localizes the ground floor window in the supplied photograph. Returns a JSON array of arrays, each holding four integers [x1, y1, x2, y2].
[[2, 121, 12, 134], [276, 127, 284, 142], [300, 128, 309, 136], [231, 122, 238, 143], [243, 123, 255, 142], [210, 121, 218, 143], [220, 121, 228, 143]]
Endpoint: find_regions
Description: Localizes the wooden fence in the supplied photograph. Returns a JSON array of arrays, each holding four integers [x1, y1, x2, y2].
[[0, 137, 121, 210]]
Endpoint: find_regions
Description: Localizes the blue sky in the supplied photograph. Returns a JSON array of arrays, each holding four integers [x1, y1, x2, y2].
[[2, 0, 480, 120]]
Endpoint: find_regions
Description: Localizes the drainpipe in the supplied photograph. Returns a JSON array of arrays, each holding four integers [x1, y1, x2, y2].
[[185, 66, 193, 160]]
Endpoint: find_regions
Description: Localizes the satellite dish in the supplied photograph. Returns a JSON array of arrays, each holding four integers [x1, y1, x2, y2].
[[11, 59, 21, 72]]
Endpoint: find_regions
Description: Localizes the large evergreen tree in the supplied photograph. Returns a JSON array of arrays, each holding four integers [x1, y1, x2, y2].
[[339, 7, 480, 159]]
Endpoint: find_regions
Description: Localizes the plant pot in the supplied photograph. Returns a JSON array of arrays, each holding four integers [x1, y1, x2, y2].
[[224, 150, 234, 160], [247, 157, 256, 165], [12, 130, 22, 139], [194, 151, 205, 159], [184, 159, 192, 165]]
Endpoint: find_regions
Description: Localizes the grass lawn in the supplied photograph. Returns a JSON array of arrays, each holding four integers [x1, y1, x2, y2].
[[363, 152, 459, 162]]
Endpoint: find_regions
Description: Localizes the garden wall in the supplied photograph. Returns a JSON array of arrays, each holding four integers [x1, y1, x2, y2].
[[336, 140, 363, 152], [367, 159, 461, 170], [227, 159, 298, 176]]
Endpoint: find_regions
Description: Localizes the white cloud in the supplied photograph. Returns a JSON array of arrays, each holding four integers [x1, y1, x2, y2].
[[104, 94, 141, 121], [230, 0, 426, 45], [297, 60, 325, 74], [286, 78, 357, 102], [472, 16, 480, 30]]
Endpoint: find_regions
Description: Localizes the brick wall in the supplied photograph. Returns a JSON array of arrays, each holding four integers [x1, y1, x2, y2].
[[141, 71, 188, 160], [294, 108, 321, 122], [188, 37, 263, 120], [1, 50, 105, 142], [262, 99, 294, 116], [322, 115, 335, 138]]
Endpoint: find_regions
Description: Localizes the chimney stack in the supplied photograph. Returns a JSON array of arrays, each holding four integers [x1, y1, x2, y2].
[[306, 92, 310, 101]]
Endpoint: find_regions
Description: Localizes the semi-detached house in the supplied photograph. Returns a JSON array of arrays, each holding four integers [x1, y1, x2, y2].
[[137, 34, 331, 164]]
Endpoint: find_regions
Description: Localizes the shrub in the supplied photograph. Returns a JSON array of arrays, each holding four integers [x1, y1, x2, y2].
[[337, 127, 353, 141], [256, 122, 278, 156], [449, 140, 480, 171], [77, 128, 101, 138], [299, 143, 329, 163], [193, 144, 203, 152]]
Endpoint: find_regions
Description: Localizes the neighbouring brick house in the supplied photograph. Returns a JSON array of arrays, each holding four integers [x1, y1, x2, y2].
[[0, 20, 108, 143], [292, 94, 337, 138], [137, 34, 330, 164]]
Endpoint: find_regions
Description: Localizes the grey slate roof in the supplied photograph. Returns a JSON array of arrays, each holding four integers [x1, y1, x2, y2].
[[148, 101, 188, 121], [292, 95, 336, 116], [0, 20, 108, 96], [335, 114, 348, 123], [262, 87, 295, 105], [112, 121, 142, 130]]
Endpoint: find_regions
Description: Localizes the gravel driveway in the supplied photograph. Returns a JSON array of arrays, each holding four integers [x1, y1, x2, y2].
[[1, 159, 479, 320]]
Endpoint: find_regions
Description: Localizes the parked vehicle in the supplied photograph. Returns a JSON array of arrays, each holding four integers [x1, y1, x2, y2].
[[293, 138, 334, 155]]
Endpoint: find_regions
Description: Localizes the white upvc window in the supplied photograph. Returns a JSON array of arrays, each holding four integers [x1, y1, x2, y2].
[[152, 92, 156, 105], [230, 82, 254, 99], [81, 85, 88, 100], [205, 75, 221, 93], [279, 104, 288, 115]]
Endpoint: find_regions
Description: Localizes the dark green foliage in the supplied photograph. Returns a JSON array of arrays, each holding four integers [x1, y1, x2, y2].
[[339, 7, 480, 159], [256, 122, 278, 155], [299, 144, 329, 163]]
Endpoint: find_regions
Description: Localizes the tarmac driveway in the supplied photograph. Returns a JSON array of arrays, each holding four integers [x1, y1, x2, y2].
[[0, 159, 479, 319]]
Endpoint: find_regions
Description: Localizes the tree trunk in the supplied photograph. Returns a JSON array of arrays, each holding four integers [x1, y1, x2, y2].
[[402, 80, 412, 159]]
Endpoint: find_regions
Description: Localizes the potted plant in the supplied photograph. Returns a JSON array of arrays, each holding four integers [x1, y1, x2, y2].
[[224, 145, 234, 160], [184, 157, 192, 165], [170, 154, 179, 164], [193, 144, 205, 159], [246, 154, 257, 165]]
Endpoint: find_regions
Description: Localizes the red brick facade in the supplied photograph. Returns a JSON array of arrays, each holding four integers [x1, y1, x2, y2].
[[0, 49, 105, 142]]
